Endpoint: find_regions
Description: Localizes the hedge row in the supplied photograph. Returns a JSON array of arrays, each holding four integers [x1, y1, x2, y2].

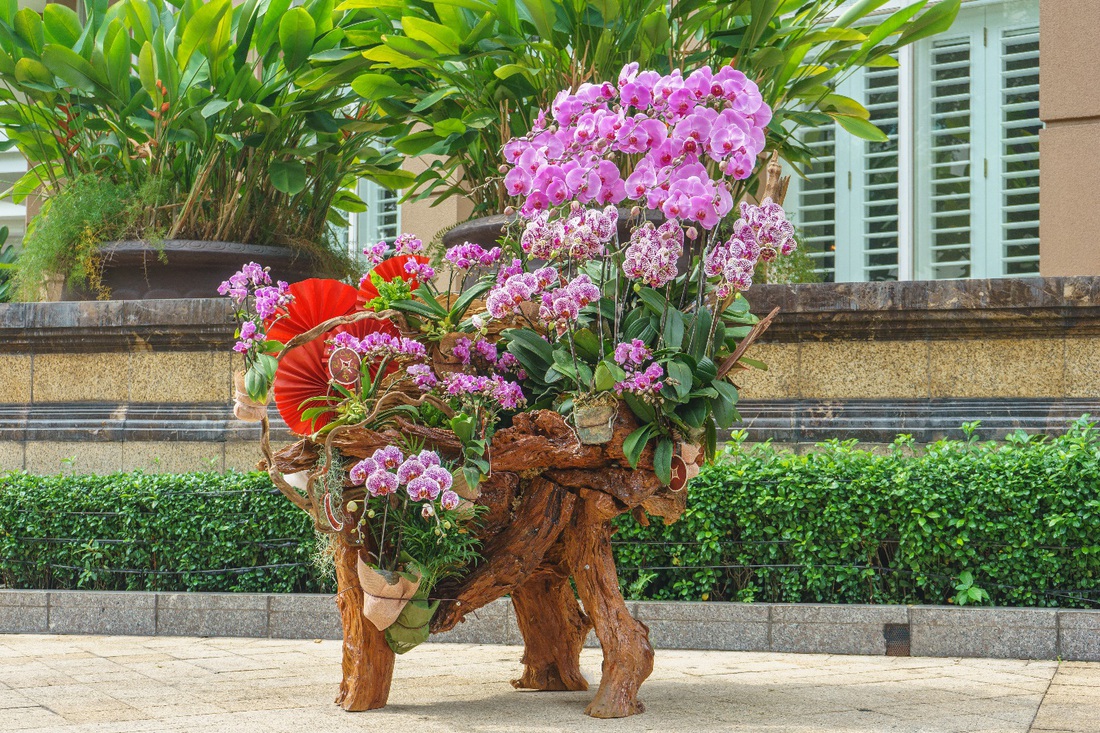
[[2, 419, 1099, 607], [0, 471, 329, 593], [615, 419, 1100, 608]]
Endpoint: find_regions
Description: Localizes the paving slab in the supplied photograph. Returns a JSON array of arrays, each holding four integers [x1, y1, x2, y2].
[[0, 634, 1095, 732]]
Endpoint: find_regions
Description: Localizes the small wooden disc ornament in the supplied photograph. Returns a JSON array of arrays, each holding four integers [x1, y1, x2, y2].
[[328, 346, 362, 386]]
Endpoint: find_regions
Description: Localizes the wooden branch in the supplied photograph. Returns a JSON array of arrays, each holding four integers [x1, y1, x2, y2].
[[275, 309, 409, 362], [563, 490, 654, 718], [259, 415, 314, 517], [333, 537, 395, 711], [431, 477, 576, 633], [716, 306, 781, 379], [511, 546, 591, 692]]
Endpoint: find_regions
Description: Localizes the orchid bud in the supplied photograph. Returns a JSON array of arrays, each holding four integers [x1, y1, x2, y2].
[[422, 503, 435, 519], [497, 164, 508, 174], [367, 509, 376, 519], [346, 501, 358, 514], [630, 206, 642, 218], [686, 227, 699, 241], [504, 206, 515, 216]]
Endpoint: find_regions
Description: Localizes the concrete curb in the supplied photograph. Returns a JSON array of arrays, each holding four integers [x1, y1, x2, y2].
[[1, 590, 1096, 661]]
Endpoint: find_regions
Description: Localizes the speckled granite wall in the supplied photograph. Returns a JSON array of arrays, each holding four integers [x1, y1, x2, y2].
[[0, 299, 288, 474], [1, 277, 1098, 473], [734, 277, 1100, 448]]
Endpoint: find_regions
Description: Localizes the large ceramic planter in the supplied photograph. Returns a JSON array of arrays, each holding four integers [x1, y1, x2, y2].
[[61, 240, 321, 301]]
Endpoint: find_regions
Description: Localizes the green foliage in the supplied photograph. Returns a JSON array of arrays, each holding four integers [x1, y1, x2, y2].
[[342, 0, 959, 214], [503, 275, 757, 470], [0, 0, 414, 296], [8, 416, 1098, 610], [614, 418, 1100, 608], [341, 0, 676, 214], [12, 174, 168, 299], [0, 471, 329, 593]]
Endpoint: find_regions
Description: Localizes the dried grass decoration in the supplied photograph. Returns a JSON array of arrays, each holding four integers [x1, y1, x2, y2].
[[356, 555, 423, 632]]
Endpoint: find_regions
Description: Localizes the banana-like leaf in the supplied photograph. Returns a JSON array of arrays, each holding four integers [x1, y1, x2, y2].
[[279, 7, 316, 72]]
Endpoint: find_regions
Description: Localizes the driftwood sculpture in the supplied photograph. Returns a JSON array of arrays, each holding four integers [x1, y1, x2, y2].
[[264, 403, 693, 718], [233, 149, 790, 719]]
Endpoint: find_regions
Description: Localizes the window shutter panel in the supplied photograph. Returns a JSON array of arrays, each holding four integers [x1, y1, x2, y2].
[[998, 25, 1040, 275], [0, 137, 26, 246], [356, 181, 401, 246], [926, 35, 974, 279], [860, 63, 901, 281], [791, 124, 838, 282]]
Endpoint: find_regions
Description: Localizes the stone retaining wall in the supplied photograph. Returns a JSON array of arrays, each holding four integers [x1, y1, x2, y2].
[[2, 590, 1097, 662], [1, 276, 1099, 472]]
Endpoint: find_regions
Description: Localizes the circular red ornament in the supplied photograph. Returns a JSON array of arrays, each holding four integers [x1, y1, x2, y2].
[[328, 346, 361, 386]]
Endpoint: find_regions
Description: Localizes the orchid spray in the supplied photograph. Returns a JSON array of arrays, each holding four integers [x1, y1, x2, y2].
[[476, 63, 800, 481]]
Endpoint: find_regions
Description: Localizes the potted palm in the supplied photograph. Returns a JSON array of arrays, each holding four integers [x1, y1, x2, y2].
[[342, 0, 958, 248], [0, 0, 413, 300]]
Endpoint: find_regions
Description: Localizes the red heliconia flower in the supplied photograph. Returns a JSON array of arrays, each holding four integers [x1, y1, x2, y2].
[[264, 278, 359, 346], [273, 317, 401, 436], [357, 255, 430, 308]]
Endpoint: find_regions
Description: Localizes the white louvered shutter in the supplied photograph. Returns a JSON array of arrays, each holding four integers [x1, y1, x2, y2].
[[859, 63, 901, 281], [997, 24, 1040, 275], [358, 181, 400, 244], [793, 125, 838, 282], [922, 33, 975, 279], [786, 0, 1040, 283], [0, 140, 26, 247]]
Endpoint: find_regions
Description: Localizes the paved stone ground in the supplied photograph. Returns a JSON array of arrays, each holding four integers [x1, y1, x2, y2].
[[0, 635, 1096, 733]]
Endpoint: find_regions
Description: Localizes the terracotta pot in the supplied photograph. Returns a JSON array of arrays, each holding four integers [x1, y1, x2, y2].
[[574, 403, 619, 445], [232, 370, 268, 422], [357, 558, 422, 632], [61, 240, 322, 301]]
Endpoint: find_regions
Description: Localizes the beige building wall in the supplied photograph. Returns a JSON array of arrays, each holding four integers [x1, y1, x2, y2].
[[398, 156, 473, 246], [1038, 0, 1100, 276]]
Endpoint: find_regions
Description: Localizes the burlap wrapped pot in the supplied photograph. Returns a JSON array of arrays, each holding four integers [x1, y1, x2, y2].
[[232, 370, 268, 422], [356, 556, 422, 632]]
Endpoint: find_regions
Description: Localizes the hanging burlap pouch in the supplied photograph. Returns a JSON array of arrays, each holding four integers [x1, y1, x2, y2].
[[357, 556, 422, 632], [232, 370, 268, 422], [384, 597, 440, 654]]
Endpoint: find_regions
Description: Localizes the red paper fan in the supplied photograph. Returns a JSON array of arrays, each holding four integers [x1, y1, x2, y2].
[[357, 255, 430, 308], [265, 278, 359, 345], [273, 336, 337, 435], [272, 316, 403, 436]]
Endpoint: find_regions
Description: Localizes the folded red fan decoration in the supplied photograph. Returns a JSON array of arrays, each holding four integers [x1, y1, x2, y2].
[[272, 334, 335, 435], [272, 315, 402, 435], [265, 278, 359, 345], [358, 255, 430, 308]]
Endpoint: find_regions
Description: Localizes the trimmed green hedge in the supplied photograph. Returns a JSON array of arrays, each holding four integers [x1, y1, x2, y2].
[[615, 419, 1100, 608], [2, 419, 1099, 607], [0, 472, 329, 593]]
